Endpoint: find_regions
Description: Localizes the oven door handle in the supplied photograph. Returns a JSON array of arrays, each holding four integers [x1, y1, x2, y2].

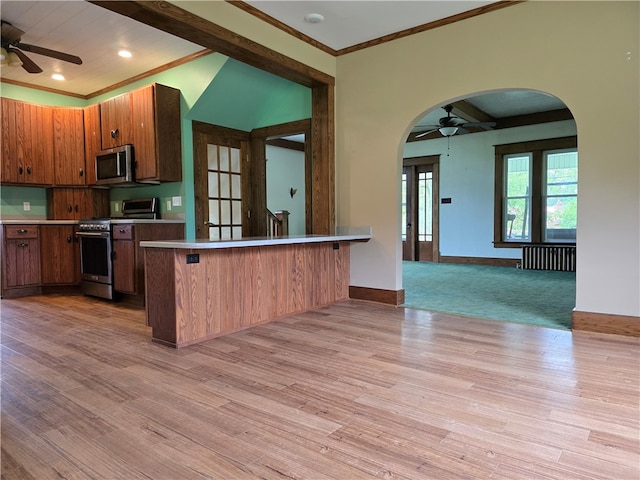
[[76, 231, 111, 238]]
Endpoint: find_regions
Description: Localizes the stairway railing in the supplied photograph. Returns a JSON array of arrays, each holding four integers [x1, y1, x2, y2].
[[266, 209, 289, 237]]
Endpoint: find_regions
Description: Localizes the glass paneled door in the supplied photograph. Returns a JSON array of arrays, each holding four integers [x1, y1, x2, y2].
[[207, 144, 242, 240], [402, 158, 439, 262]]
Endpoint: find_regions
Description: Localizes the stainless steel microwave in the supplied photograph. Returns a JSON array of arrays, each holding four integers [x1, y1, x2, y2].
[[95, 144, 136, 186]]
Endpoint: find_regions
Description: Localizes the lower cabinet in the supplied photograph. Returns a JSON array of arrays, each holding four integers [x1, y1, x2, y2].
[[40, 225, 78, 285], [112, 222, 184, 296], [113, 224, 136, 294], [1, 225, 41, 292]]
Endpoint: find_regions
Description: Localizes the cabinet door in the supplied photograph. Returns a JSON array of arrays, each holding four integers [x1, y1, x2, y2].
[[100, 93, 133, 149], [5, 238, 41, 288], [132, 84, 182, 182], [27, 103, 54, 185], [75, 188, 110, 220], [48, 188, 77, 220], [53, 107, 86, 186], [113, 239, 136, 293], [1, 98, 22, 183], [83, 104, 101, 185], [40, 225, 77, 285], [1, 99, 54, 185]]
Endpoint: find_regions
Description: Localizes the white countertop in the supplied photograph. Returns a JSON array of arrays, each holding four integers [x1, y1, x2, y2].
[[140, 227, 372, 249]]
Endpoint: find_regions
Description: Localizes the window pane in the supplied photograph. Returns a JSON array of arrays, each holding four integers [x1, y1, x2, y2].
[[220, 147, 230, 171], [219, 173, 230, 198], [221, 200, 231, 224], [545, 149, 577, 242], [231, 174, 241, 200], [207, 145, 218, 170], [417, 171, 432, 242], [232, 226, 242, 238], [208, 172, 218, 197], [231, 199, 242, 224], [221, 227, 232, 240], [505, 198, 530, 241], [401, 173, 407, 241], [506, 155, 531, 196], [209, 228, 220, 240], [230, 148, 241, 173], [209, 200, 219, 224], [547, 151, 578, 195], [504, 153, 531, 242]]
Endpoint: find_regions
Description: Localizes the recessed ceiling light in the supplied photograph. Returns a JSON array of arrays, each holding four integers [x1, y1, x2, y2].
[[304, 13, 324, 24], [118, 49, 132, 58], [51, 73, 65, 81]]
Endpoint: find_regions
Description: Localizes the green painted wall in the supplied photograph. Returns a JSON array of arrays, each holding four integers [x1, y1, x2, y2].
[[0, 186, 47, 219], [1, 54, 311, 238]]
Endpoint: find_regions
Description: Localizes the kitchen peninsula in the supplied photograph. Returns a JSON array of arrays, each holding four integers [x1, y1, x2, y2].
[[140, 228, 371, 347]]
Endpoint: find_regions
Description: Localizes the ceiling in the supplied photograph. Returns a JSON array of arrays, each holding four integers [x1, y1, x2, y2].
[[0, 1, 570, 135]]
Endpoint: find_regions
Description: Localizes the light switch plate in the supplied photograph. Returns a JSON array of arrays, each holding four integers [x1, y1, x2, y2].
[[172, 196, 182, 207], [166, 200, 172, 211], [23, 202, 30, 211]]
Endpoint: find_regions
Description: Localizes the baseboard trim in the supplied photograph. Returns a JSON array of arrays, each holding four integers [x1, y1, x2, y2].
[[349, 286, 405, 306], [572, 310, 640, 337], [440, 256, 519, 268]]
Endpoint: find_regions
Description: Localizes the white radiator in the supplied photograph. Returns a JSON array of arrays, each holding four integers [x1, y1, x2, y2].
[[521, 245, 576, 272]]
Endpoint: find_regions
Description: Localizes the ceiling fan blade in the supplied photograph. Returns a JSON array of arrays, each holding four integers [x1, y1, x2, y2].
[[415, 128, 438, 138], [15, 42, 83, 65], [461, 121, 496, 128], [9, 48, 43, 73], [0, 21, 24, 43], [455, 127, 470, 135]]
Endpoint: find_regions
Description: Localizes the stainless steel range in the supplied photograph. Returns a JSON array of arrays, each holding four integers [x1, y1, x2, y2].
[[77, 198, 159, 300]]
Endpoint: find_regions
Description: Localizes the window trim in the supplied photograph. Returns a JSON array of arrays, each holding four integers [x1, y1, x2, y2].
[[494, 136, 577, 248]]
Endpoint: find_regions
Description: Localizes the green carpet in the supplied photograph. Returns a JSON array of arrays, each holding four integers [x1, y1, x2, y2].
[[402, 262, 576, 330]]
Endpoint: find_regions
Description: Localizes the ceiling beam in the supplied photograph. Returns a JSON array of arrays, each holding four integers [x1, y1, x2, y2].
[[88, 1, 334, 88], [449, 100, 495, 124]]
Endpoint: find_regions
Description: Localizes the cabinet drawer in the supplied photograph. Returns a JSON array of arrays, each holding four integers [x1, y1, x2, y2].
[[4, 226, 39, 239], [113, 224, 134, 240]]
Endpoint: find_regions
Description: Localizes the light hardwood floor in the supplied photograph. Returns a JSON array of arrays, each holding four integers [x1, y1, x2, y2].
[[1, 294, 639, 479]]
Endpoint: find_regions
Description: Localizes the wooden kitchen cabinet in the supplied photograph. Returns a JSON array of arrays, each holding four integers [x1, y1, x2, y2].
[[53, 107, 86, 186], [47, 188, 110, 220], [131, 83, 182, 183], [1, 98, 54, 185], [112, 222, 184, 297], [1, 225, 41, 293], [83, 104, 101, 186], [100, 91, 133, 149], [112, 224, 136, 293], [40, 225, 78, 285]]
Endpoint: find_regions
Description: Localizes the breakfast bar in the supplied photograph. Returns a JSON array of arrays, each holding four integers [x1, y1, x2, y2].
[[140, 228, 371, 347]]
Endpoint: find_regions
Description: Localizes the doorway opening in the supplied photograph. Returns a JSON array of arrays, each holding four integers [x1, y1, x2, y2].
[[402, 155, 440, 262]]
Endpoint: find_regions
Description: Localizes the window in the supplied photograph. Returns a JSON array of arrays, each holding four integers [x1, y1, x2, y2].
[[494, 136, 577, 246]]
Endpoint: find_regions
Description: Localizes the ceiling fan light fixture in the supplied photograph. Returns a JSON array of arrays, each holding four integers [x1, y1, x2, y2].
[[7, 50, 22, 67], [439, 126, 458, 137], [118, 49, 132, 58], [51, 73, 65, 81]]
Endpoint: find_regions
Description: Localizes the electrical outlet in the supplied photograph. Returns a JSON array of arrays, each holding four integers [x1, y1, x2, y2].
[[166, 200, 172, 211], [172, 196, 182, 207], [23, 202, 30, 211], [114, 202, 120, 212]]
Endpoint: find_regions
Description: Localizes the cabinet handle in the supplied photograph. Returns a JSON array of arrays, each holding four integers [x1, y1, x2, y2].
[[79, 168, 84, 177], [119, 228, 126, 233], [18, 242, 28, 248], [75, 205, 79, 213], [67, 235, 73, 243], [111, 128, 119, 139], [26, 166, 32, 175], [17, 229, 27, 234], [67, 204, 73, 213], [18, 165, 23, 175]]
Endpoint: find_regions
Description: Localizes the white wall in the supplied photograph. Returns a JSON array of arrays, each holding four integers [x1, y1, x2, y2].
[[336, 1, 639, 317], [404, 119, 577, 259], [266, 145, 306, 236]]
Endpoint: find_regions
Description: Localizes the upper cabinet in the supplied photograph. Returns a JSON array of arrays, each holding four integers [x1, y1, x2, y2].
[[1, 98, 54, 185], [100, 92, 133, 150], [131, 84, 182, 183], [53, 107, 86, 186], [83, 104, 101, 186]]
